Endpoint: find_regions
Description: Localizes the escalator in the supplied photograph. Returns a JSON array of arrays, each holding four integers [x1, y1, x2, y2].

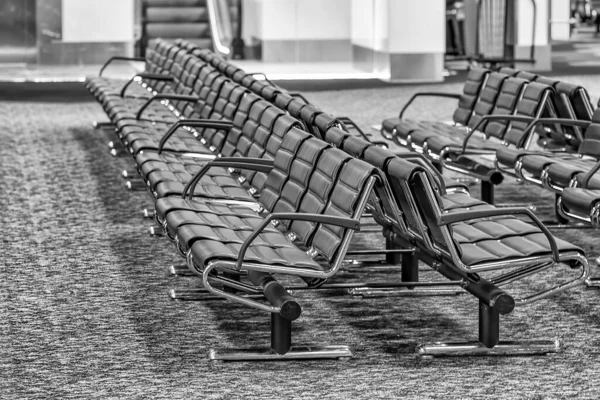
[[140, 0, 242, 58]]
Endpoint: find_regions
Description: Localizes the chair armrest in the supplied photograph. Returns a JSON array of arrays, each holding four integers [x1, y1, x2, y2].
[[99, 56, 146, 77], [182, 157, 274, 199], [288, 92, 309, 103], [119, 73, 174, 97], [519, 118, 591, 147], [135, 94, 198, 120], [337, 116, 372, 141], [578, 159, 600, 189], [399, 92, 461, 119], [157, 119, 233, 154], [236, 212, 361, 270], [460, 115, 538, 154], [438, 207, 559, 262]]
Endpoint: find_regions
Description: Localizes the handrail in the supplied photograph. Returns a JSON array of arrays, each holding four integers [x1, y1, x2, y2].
[[207, 0, 232, 57]]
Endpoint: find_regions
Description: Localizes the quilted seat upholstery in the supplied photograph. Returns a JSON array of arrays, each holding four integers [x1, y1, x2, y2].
[[561, 188, 600, 215], [451, 217, 581, 266]]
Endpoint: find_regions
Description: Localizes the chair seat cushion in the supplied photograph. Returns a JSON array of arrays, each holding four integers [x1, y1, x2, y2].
[[185, 222, 323, 271], [561, 188, 600, 215], [130, 136, 211, 155], [451, 217, 581, 266], [152, 172, 254, 201], [441, 193, 493, 212], [495, 147, 537, 170], [155, 197, 259, 226]]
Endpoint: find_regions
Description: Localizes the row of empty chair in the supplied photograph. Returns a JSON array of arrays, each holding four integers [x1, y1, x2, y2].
[[381, 66, 600, 231], [85, 39, 590, 361]]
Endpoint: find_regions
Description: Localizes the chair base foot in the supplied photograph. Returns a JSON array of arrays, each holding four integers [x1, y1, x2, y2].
[[93, 121, 115, 129], [170, 288, 219, 300], [496, 202, 537, 211], [110, 148, 128, 157], [349, 286, 464, 298], [141, 208, 154, 218], [121, 169, 137, 179], [209, 345, 353, 362], [170, 288, 264, 301], [416, 339, 560, 359], [148, 226, 164, 236], [126, 181, 147, 191], [585, 276, 600, 289], [169, 264, 195, 276], [542, 222, 594, 229]]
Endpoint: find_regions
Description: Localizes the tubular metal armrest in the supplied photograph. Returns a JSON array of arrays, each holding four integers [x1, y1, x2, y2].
[[288, 92, 309, 104], [120, 73, 174, 97], [248, 72, 278, 87], [136, 94, 198, 120], [157, 119, 232, 154], [460, 115, 538, 154], [99, 56, 146, 77], [236, 213, 361, 270], [182, 157, 274, 199], [578, 160, 600, 189], [438, 206, 559, 262], [399, 92, 461, 119], [520, 118, 592, 147], [337, 116, 372, 141]]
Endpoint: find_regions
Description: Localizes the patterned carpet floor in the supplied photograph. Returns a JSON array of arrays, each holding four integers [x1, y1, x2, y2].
[[2, 80, 600, 399]]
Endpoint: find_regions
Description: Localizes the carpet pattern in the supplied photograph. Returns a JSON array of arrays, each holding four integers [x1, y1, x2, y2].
[[2, 82, 600, 399]]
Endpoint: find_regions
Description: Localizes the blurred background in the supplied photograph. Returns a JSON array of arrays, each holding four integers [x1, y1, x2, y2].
[[0, 0, 599, 82]]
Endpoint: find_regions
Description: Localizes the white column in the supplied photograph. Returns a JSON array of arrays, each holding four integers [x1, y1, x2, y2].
[[550, 0, 571, 41], [350, 0, 445, 82], [515, 0, 551, 71]]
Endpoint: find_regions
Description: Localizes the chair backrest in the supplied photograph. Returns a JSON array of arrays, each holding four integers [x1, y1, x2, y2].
[[385, 157, 430, 242], [452, 67, 490, 126], [498, 67, 519, 76], [516, 70, 538, 81], [481, 77, 528, 141], [260, 132, 378, 263], [220, 92, 262, 157], [466, 72, 508, 130], [506, 82, 554, 147], [259, 129, 329, 228]]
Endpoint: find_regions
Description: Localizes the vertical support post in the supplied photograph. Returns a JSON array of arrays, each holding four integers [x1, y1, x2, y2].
[[479, 301, 500, 348], [223, 271, 240, 294], [554, 193, 569, 224], [271, 313, 292, 355], [401, 250, 419, 283], [481, 180, 495, 204], [385, 232, 402, 265]]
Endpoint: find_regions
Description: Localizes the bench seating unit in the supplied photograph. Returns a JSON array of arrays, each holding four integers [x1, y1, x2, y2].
[[382, 157, 589, 357], [156, 129, 384, 360], [383, 70, 554, 204], [86, 44, 592, 359]]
